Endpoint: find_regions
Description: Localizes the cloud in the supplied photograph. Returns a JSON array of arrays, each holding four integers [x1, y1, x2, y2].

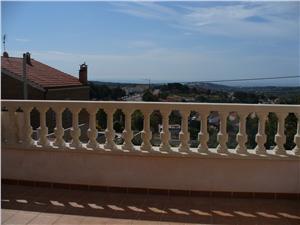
[[110, 2, 178, 21], [128, 40, 157, 49], [15, 38, 30, 42], [110, 2, 299, 39]]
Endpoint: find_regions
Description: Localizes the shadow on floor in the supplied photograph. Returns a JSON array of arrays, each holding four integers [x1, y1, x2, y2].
[[2, 184, 300, 224]]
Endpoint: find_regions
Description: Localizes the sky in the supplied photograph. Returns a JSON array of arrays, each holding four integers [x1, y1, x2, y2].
[[1, 1, 300, 86]]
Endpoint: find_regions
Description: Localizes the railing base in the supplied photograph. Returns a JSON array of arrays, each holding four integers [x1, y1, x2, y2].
[[2, 179, 299, 200], [3, 147, 299, 195]]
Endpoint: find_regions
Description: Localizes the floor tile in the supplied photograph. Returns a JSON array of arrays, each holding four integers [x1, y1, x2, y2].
[[52, 214, 85, 225], [3, 211, 39, 225], [27, 213, 62, 225], [1, 209, 19, 223], [2, 184, 300, 225]]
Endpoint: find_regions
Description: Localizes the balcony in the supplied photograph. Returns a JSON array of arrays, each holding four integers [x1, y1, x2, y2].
[[2, 100, 300, 224]]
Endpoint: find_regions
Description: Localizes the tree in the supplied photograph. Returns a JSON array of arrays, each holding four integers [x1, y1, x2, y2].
[[142, 90, 158, 101], [150, 111, 162, 133], [246, 115, 258, 149], [132, 110, 143, 131], [233, 91, 259, 103], [111, 87, 126, 100], [265, 113, 277, 149]]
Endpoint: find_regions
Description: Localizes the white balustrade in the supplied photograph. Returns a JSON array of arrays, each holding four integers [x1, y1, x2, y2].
[[86, 107, 99, 149], [70, 107, 82, 149], [23, 106, 34, 147], [121, 109, 134, 151], [197, 111, 209, 153], [274, 112, 288, 155], [235, 112, 248, 154], [7, 106, 18, 145], [53, 107, 66, 148], [178, 110, 190, 153], [216, 112, 228, 153], [159, 110, 172, 152], [255, 112, 267, 154], [293, 113, 300, 155], [37, 107, 50, 147], [104, 108, 117, 150], [140, 109, 153, 152], [1, 110, 9, 144], [1, 100, 299, 158]]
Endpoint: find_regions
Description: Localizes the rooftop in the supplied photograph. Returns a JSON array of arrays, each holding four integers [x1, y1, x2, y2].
[[1, 55, 83, 89]]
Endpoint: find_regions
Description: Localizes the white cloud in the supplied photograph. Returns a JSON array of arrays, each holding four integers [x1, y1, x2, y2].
[[128, 40, 157, 49], [110, 2, 178, 21], [110, 2, 299, 39], [15, 38, 30, 42]]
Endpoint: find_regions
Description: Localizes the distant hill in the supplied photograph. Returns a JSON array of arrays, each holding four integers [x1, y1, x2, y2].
[[185, 82, 300, 95], [185, 82, 234, 91], [90, 80, 300, 96]]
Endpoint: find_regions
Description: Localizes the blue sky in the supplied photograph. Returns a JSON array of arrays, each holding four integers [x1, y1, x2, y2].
[[2, 1, 300, 86]]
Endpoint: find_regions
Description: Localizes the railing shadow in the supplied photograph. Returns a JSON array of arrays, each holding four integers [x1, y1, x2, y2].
[[2, 184, 300, 224]]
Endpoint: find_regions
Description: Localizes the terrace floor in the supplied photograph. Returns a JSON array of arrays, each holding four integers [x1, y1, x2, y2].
[[1, 184, 300, 225]]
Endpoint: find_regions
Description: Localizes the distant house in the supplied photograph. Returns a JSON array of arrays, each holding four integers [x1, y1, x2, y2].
[[1, 52, 89, 100], [158, 124, 181, 139], [122, 84, 148, 96]]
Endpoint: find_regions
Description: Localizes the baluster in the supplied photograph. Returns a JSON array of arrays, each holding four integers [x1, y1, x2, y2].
[[15, 109, 24, 144], [274, 112, 288, 155], [104, 108, 117, 150], [255, 112, 267, 154], [70, 107, 82, 149], [293, 113, 300, 155], [197, 111, 209, 153], [159, 110, 172, 152], [87, 107, 99, 149], [141, 109, 153, 152], [235, 112, 248, 154], [37, 107, 50, 147], [7, 106, 18, 145], [216, 111, 228, 153], [122, 109, 134, 151], [1, 108, 9, 144], [23, 106, 34, 147], [178, 110, 190, 153], [53, 107, 66, 148]]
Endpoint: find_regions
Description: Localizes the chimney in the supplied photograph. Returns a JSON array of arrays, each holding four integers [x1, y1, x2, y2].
[[3, 51, 9, 58], [25, 52, 32, 65], [79, 63, 88, 85]]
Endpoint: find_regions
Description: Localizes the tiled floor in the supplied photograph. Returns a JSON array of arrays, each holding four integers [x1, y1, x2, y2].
[[1, 184, 300, 225]]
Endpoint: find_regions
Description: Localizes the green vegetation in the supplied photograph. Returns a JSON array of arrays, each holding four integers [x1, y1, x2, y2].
[[142, 90, 159, 101], [89, 82, 126, 100]]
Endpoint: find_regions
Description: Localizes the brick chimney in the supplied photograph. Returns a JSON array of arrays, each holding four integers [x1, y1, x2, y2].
[[24, 52, 32, 65], [79, 63, 88, 85], [3, 51, 9, 58]]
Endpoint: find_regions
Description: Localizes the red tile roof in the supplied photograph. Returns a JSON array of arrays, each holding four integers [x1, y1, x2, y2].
[[1, 56, 83, 88]]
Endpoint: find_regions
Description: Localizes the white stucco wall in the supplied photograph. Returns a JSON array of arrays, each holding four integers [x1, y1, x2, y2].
[[2, 148, 299, 193]]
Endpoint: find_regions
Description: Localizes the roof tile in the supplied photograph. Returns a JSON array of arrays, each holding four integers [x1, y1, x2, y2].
[[1, 56, 83, 88]]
